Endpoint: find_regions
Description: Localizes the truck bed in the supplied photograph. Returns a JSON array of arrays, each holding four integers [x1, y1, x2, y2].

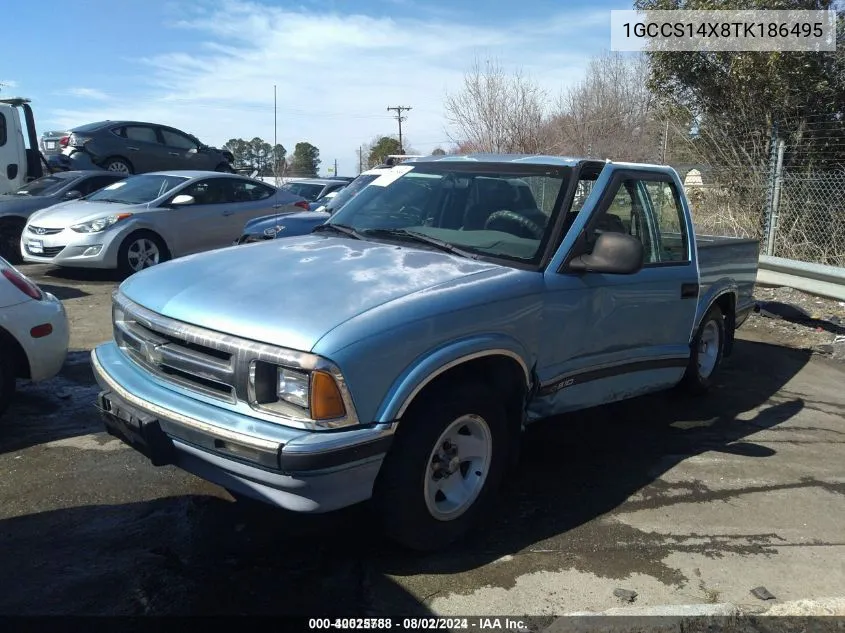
[[696, 234, 760, 323]]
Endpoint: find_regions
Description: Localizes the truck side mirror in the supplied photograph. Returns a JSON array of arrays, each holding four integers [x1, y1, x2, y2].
[[64, 190, 82, 200], [567, 232, 644, 275]]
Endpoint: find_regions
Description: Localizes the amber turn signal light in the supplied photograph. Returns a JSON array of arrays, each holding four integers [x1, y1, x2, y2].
[[310, 371, 346, 420]]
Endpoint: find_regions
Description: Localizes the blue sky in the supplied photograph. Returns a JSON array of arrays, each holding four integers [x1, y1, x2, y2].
[[4, 0, 630, 176]]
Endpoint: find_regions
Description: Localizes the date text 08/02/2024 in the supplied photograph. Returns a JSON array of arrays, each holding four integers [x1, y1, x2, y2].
[[308, 618, 531, 630]]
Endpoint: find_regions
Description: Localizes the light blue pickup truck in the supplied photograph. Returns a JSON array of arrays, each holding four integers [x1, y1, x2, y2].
[[91, 154, 758, 551]]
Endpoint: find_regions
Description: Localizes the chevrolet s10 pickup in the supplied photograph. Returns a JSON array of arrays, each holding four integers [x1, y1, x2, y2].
[[91, 154, 759, 551]]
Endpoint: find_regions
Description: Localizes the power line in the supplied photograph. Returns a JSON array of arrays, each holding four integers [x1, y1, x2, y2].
[[386, 105, 412, 153]]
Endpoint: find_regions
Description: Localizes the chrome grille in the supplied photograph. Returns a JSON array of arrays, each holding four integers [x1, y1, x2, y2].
[[115, 301, 239, 403], [110, 292, 362, 430], [27, 226, 64, 235]]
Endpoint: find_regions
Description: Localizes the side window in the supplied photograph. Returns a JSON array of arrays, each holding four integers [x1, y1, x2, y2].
[[124, 126, 160, 144], [642, 181, 689, 263], [589, 179, 659, 264], [0, 112, 6, 146], [229, 179, 273, 202], [110, 127, 126, 138], [178, 179, 229, 205], [160, 129, 197, 150]]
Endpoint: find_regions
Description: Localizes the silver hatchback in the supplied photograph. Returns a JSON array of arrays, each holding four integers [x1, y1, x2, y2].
[[21, 171, 309, 275]]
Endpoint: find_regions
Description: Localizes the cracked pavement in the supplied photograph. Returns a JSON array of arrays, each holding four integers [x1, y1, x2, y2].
[[0, 263, 843, 616]]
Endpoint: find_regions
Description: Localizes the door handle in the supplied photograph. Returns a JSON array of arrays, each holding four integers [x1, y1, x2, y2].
[[272, 204, 286, 209], [127, 146, 140, 151], [168, 152, 179, 156], [222, 210, 235, 216], [681, 283, 699, 299]]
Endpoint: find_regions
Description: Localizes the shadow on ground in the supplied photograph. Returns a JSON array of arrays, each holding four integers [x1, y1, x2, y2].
[[0, 339, 814, 615]]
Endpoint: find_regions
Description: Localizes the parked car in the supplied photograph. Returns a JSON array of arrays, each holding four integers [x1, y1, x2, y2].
[[60, 120, 235, 175], [0, 171, 127, 263], [90, 154, 759, 551], [21, 171, 309, 275], [40, 130, 72, 157], [236, 166, 391, 244], [308, 190, 339, 211], [280, 178, 348, 202], [0, 257, 69, 417]]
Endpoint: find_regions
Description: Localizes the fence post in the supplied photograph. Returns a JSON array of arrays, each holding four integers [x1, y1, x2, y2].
[[766, 139, 786, 257], [763, 122, 779, 255]]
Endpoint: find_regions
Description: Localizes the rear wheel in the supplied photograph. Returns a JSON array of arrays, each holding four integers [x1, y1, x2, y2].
[[103, 157, 133, 174], [117, 231, 169, 277], [0, 218, 25, 264], [680, 305, 725, 395], [373, 383, 509, 551]]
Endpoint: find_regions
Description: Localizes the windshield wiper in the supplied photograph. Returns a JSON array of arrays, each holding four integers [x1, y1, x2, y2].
[[361, 228, 476, 259], [90, 198, 125, 203], [312, 223, 363, 239]]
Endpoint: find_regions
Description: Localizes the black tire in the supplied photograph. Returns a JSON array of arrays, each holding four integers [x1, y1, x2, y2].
[[0, 351, 16, 419], [215, 163, 235, 173], [0, 218, 25, 264], [373, 382, 510, 551], [102, 157, 134, 174], [117, 231, 170, 277], [679, 305, 725, 395]]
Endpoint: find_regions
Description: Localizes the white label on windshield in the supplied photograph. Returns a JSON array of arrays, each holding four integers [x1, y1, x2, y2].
[[369, 165, 414, 187], [103, 181, 126, 190]]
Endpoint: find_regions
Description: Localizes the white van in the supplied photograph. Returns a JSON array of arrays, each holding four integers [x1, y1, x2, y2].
[[0, 98, 45, 195]]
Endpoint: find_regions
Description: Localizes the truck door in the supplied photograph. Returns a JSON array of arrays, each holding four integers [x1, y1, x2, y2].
[[532, 167, 699, 418], [0, 104, 26, 195]]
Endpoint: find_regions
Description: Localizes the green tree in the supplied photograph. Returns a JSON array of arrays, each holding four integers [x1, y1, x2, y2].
[[222, 138, 286, 175], [366, 136, 402, 167], [431, 147, 447, 155], [222, 138, 251, 170], [289, 142, 321, 176], [634, 0, 845, 168]]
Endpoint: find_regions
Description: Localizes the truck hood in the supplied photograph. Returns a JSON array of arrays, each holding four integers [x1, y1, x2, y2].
[[119, 235, 503, 352], [27, 200, 141, 228]]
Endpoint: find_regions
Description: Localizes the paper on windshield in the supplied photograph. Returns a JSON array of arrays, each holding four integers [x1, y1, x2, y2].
[[369, 165, 414, 187], [103, 181, 126, 190]]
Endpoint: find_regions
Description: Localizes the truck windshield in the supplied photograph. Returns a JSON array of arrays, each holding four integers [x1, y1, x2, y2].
[[327, 164, 572, 265], [322, 174, 378, 213], [86, 174, 189, 205]]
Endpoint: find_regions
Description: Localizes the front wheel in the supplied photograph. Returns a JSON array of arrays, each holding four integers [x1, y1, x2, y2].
[[373, 383, 509, 551], [103, 157, 134, 174], [117, 232, 170, 277], [679, 305, 725, 395]]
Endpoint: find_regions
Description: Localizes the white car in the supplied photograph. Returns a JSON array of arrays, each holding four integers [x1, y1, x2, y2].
[[0, 258, 69, 416]]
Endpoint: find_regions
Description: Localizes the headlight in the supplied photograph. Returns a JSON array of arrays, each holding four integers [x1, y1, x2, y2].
[[249, 361, 348, 426], [71, 213, 132, 233]]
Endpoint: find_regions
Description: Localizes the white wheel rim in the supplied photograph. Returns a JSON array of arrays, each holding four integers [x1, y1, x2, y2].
[[697, 319, 721, 378], [108, 161, 129, 173], [126, 239, 160, 272], [423, 414, 492, 522]]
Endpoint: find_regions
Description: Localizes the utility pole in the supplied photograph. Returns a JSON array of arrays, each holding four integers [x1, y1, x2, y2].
[[358, 146, 363, 174], [386, 105, 412, 153], [334, 158, 338, 177], [660, 119, 669, 164], [273, 84, 278, 185]]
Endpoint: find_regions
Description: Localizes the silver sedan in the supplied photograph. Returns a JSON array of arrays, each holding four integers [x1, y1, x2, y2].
[[20, 171, 310, 275]]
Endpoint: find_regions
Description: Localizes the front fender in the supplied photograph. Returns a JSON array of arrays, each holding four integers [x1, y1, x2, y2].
[[374, 333, 533, 424]]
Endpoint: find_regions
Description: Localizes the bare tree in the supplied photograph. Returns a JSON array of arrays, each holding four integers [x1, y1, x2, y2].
[[445, 58, 548, 153], [544, 52, 660, 161]]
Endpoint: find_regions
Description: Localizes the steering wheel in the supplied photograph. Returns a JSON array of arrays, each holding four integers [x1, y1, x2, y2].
[[484, 209, 545, 240]]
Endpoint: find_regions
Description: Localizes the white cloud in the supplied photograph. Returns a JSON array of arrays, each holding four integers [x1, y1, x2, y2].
[[62, 87, 111, 101], [41, 1, 606, 175], [0, 79, 19, 91]]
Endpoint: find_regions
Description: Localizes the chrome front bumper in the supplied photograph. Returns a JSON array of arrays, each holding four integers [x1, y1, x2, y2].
[[91, 342, 393, 512]]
